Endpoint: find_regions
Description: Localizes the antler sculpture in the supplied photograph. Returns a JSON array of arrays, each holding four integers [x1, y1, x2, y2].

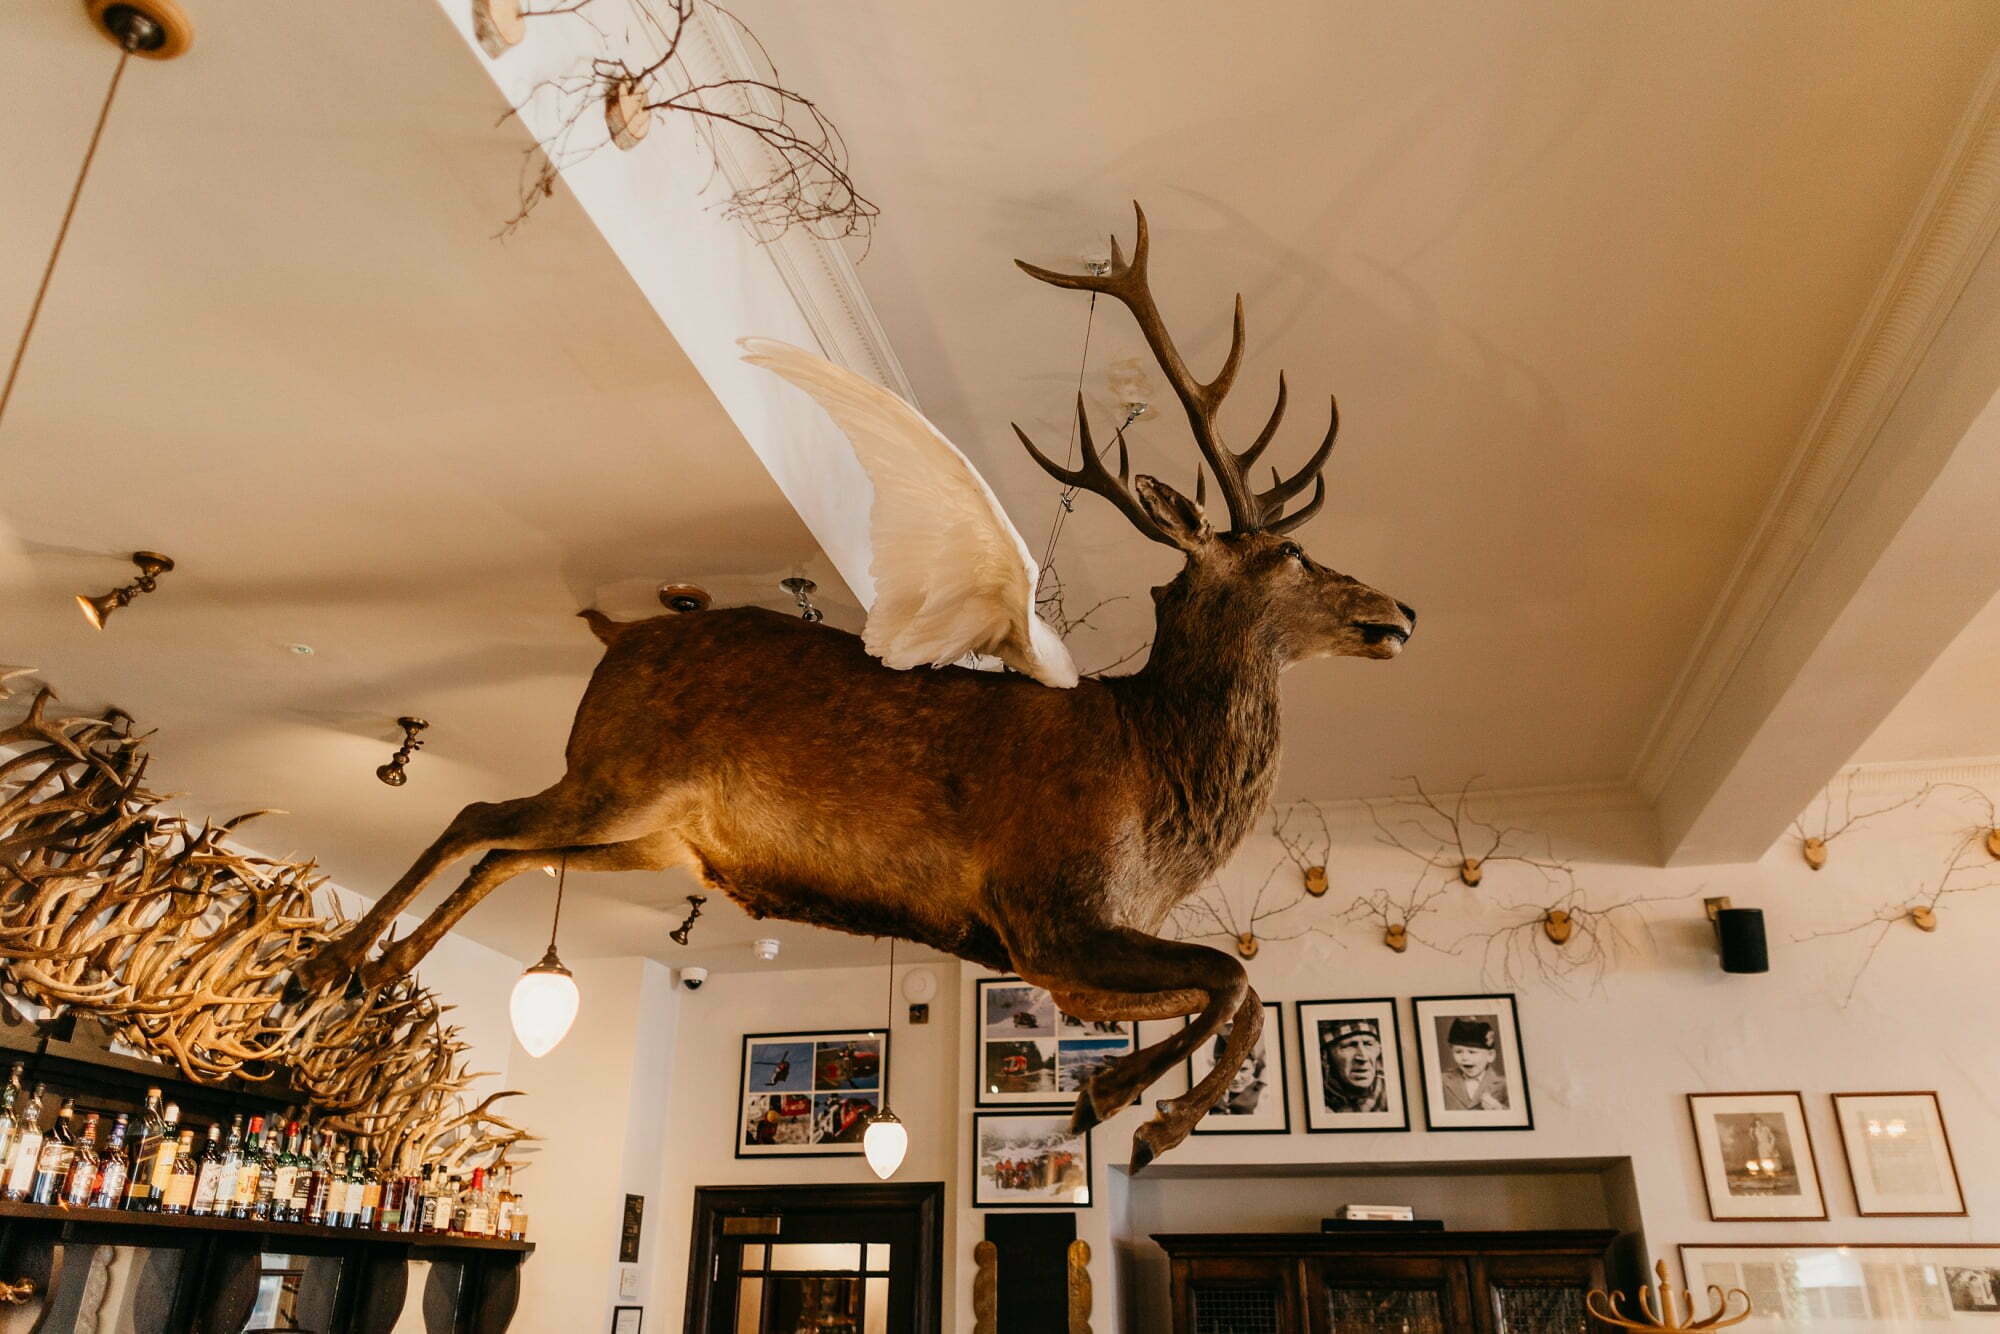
[[1587, 1261, 1751, 1332], [0, 689, 529, 1172]]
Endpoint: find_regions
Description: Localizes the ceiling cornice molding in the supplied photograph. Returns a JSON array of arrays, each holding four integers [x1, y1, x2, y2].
[[1630, 51, 2000, 803], [1830, 754, 2000, 798], [676, 5, 918, 406]]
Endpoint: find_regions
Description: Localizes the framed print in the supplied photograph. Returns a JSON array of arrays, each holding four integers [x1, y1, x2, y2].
[[736, 1029, 887, 1158], [1681, 1243, 2000, 1328], [1185, 1000, 1289, 1134], [971, 1112, 1092, 1209], [1295, 997, 1407, 1133], [975, 976, 1135, 1108], [1686, 1091, 1827, 1221], [1832, 1091, 1966, 1217], [611, 1307, 643, 1334], [1411, 994, 1532, 1130]]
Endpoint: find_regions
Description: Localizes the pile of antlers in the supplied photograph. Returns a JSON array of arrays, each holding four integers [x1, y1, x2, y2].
[[0, 690, 529, 1173]]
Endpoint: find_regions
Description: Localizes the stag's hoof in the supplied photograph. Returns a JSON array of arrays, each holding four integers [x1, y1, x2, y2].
[[1128, 1094, 1203, 1174]]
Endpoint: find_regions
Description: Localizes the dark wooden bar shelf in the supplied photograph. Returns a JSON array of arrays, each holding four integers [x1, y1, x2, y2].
[[0, 1196, 533, 1333]]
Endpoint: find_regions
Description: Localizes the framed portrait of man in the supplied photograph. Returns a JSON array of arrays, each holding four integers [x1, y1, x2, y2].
[[1186, 1000, 1289, 1134], [1295, 997, 1408, 1133], [1411, 994, 1533, 1131]]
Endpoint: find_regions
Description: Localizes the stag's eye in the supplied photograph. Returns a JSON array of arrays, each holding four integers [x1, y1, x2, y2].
[[1276, 542, 1304, 563]]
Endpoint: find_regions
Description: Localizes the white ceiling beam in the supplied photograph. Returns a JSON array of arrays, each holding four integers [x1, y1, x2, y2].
[[431, 0, 910, 608], [1636, 76, 2000, 864]]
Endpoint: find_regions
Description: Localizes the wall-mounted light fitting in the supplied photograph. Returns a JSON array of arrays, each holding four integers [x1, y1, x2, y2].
[[1704, 896, 1768, 974], [76, 551, 174, 630], [668, 894, 707, 947], [375, 717, 429, 787]]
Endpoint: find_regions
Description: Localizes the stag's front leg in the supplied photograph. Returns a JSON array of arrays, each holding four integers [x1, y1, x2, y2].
[[1015, 926, 1250, 1172]]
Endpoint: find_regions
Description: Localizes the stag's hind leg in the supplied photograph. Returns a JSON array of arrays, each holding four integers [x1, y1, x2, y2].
[[1015, 926, 1253, 1172], [295, 783, 642, 993]]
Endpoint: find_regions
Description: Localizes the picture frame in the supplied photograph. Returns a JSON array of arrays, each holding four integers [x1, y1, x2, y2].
[[1680, 1243, 2000, 1327], [1686, 1091, 1827, 1221], [611, 1305, 643, 1334], [971, 1111, 1092, 1209], [1410, 993, 1532, 1131], [974, 976, 1135, 1108], [736, 1028, 888, 1159], [1294, 997, 1408, 1134], [1185, 1000, 1289, 1134], [1831, 1090, 1966, 1217]]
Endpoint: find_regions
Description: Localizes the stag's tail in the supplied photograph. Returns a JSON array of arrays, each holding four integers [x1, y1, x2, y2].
[[578, 608, 631, 645]]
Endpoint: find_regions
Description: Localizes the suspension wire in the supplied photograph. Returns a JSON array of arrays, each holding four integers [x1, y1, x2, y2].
[[880, 934, 896, 1104], [0, 46, 135, 434], [547, 852, 569, 954]]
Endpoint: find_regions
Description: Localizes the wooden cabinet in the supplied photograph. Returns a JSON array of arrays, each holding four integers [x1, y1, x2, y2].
[[1155, 1229, 1617, 1334]]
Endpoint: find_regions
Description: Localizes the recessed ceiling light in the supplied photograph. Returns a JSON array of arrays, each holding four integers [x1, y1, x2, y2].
[[286, 643, 314, 656]]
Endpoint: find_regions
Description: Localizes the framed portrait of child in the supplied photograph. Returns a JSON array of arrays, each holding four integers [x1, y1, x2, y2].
[[1411, 994, 1533, 1131]]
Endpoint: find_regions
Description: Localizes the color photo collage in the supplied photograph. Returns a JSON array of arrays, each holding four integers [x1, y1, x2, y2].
[[737, 1029, 887, 1158]]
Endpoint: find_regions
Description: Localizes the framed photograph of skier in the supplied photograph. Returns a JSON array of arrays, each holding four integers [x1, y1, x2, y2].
[[1831, 1091, 1965, 1217], [736, 1029, 887, 1159], [1186, 1000, 1290, 1134], [1296, 997, 1407, 1133], [1411, 993, 1532, 1131], [974, 976, 1134, 1108], [971, 1112, 1092, 1209], [1686, 1091, 1827, 1221]]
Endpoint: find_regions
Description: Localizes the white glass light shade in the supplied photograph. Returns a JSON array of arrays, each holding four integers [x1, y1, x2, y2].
[[510, 949, 579, 1058], [863, 1107, 907, 1180]]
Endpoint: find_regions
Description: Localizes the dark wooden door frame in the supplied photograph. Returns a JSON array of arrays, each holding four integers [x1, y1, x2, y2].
[[684, 1182, 944, 1334]]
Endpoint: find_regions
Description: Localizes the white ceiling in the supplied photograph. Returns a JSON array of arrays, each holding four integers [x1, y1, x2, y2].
[[727, 0, 2000, 798], [5, 0, 2000, 973], [0, 0, 855, 969]]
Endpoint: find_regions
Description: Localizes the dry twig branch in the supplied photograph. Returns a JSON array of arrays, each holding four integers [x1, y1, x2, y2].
[[1367, 776, 1568, 889], [1339, 863, 1458, 956], [1788, 774, 1934, 870], [1171, 806, 1342, 958], [1457, 874, 1685, 997]]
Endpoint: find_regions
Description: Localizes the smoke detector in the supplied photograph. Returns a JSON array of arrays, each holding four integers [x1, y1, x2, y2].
[[752, 938, 781, 962]]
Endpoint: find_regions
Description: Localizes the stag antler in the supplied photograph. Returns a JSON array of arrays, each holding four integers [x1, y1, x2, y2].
[[1587, 1261, 1751, 1332], [1014, 202, 1337, 537]]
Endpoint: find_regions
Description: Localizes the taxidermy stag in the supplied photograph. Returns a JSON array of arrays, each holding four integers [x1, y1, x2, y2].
[[296, 204, 1414, 1168]]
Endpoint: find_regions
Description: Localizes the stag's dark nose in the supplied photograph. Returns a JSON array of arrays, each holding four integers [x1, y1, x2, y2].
[[1396, 602, 1417, 626]]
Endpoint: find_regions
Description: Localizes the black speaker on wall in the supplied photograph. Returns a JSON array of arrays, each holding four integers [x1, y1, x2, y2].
[[985, 1212, 1076, 1334], [1716, 907, 1769, 974]]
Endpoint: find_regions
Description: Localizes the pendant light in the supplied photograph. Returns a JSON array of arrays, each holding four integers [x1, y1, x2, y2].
[[862, 936, 908, 1179], [510, 853, 580, 1057]]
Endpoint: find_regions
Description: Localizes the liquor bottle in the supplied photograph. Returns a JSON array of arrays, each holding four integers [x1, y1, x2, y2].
[[146, 1102, 182, 1206], [339, 1147, 364, 1228], [230, 1116, 263, 1218], [268, 1123, 299, 1223], [358, 1150, 382, 1229], [0, 1064, 25, 1182], [2, 1083, 46, 1202], [288, 1127, 314, 1224], [212, 1114, 243, 1216], [191, 1123, 226, 1216], [494, 1171, 514, 1240], [416, 1164, 439, 1233], [29, 1098, 77, 1204], [462, 1167, 487, 1237], [88, 1112, 131, 1210], [510, 1186, 529, 1242], [125, 1088, 164, 1210], [304, 1134, 331, 1226], [159, 1130, 197, 1214], [61, 1111, 101, 1206]]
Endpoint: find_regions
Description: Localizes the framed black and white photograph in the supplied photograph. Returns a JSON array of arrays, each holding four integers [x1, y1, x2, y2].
[[736, 1029, 887, 1158], [971, 1112, 1092, 1209], [1832, 1091, 1965, 1217], [974, 976, 1134, 1108], [1411, 993, 1532, 1131], [611, 1306, 643, 1334], [1295, 997, 1407, 1133], [1686, 1091, 1827, 1221], [1186, 1000, 1289, 1134]]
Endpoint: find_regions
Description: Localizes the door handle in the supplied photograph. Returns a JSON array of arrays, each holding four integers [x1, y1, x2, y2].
[[0, 1278, 35, 1305]]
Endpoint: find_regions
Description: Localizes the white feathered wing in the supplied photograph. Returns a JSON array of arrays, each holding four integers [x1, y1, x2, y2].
[[741, 338, 1079, 689]]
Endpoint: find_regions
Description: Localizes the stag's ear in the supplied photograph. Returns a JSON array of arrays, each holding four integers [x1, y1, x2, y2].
[[1132, 475, 1212, 551]]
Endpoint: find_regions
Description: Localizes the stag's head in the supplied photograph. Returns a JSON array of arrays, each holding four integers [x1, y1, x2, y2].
[[1014, 204, 1414, 668]]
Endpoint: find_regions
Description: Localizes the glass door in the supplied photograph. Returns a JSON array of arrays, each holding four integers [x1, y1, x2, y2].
[[695, 1185, 940, 1334], [1303, 1254, 1475, 1334]]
